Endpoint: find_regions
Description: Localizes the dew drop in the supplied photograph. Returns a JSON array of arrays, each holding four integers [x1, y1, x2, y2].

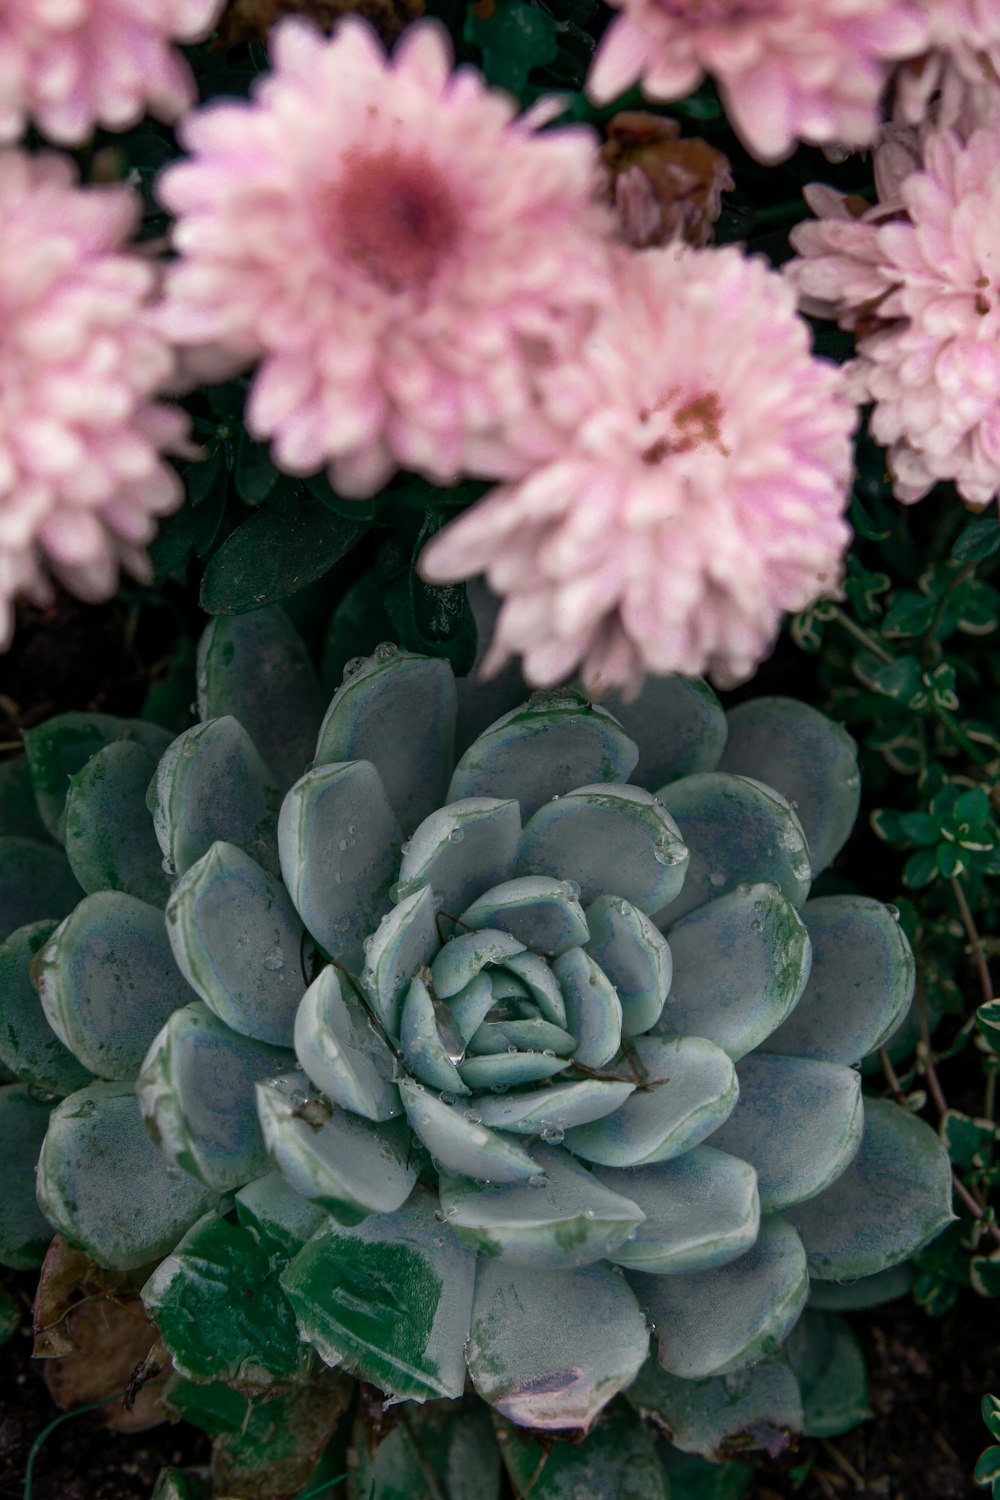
[[507, 1044, 518, 1055], [449, 828, 465, 844], [750, 920, 763, 934], [528, 1173, 548, 1188], [709, 870, 726, 888], [439, 1092, 457, 1107], [434, 1208, 447, 1223], [401, 840, 412, 855], [262, 945, 284, 972], [181, 738, 197, 759], [540, 1126, 564, 1144], [462, 1110, 482, 1124], [584, 1209, 596, 1220], [161, 857, 176, 876], [887, 904, 901, 921], [542, 1048, 555, 1058], [375, 641, 399, 662]]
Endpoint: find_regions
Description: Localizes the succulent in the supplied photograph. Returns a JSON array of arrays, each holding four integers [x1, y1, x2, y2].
[[0, 606, 954, 1461]]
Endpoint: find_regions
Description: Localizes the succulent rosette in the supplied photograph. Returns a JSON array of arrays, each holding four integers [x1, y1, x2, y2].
[[0, 607, 953, 1446]]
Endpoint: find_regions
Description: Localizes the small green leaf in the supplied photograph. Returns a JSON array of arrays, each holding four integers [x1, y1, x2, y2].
[[941, 1110, 997, 1171], [200, 496, 368, 614], [853, 653, 926, 709], [971, 1252, 1000, 1299], [976, 1445, 1000, 1485], [977, 1000, 1000, 1057], [881, 592, 937, 639], [464, 0, 559, 96], [951, 514, 1000, 564], [784, 1310, 870, 1437], [903, 848, 939, 889], [897, 811, 940, 847], [234, 430, 279, 506]]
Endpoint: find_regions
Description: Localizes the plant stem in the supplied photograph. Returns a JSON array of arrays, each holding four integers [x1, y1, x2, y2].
[[951, 874, 995, 1007], [828, 604, 895, 663], [915, 971, 948, 1116]]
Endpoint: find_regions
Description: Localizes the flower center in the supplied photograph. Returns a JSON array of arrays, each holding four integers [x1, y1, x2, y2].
[[638, 388, 729, 465], [324, 145, 462, 291]]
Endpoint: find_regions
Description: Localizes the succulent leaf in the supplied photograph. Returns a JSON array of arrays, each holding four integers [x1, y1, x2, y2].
[[295, 963, 402, 1120], [584, 895, 672, 1038], [764, 896, 915, 1064], [281, 1189, 478, 1402], [398, 797, 521, 913], [138, 1001, 293, 1191], [37, 1080, 219, 1269], [360, 883, 440, 1033], [23, 713, 171, 839], [151, 716, 282, 879], [602, 675, 728, 789], [235, 1169, 327, 1264], [356, 1397, 502, 1500], [278, 759, 400, 971], [661, 884, 810, 1060], [786, 1098, 955, 1280], [460, 875, 590, 958], [0, 922, 91, 1095], [0, 1084, 57, 1268], [627, 1352, 804, 1462], [257, 1071, 416, 1222], [495, 1402, 670, 1500], [35, 892, 196, 1081], [709, 1054, 863, 1213], [594, 1146, 760, 1275], [399, 1078, 541, 1182], [167, 841, 309, 1047], [0, 757, 52, 842], [466, 1259, 649, 1430], [63, 741, 170, 904], [655, 775, 812, 924], [518, 785, 689, 911], [806, 1262, 914, 1311], [448, 694, 638, 820], [197, 608, 325, 792], [718, 698, 860, 875], [784, 1309, 870, 1438], [0, 836, 82, 944], [632, 1216, 809, 1379], [316, 647, 457, 835]]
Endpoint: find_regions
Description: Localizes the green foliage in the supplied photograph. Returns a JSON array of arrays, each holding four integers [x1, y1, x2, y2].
[[977, 1395, 1000, 1497]]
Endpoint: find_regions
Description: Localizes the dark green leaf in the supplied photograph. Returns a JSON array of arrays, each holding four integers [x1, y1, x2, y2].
[[200, 496, 368, 614], [881, 592, 936, 639], [464, 0, 559, 96], [184, 447, 224, 506], [234, 431, 279, 507], [951, 514, 1000, 564], [903, 848, 938, 889]]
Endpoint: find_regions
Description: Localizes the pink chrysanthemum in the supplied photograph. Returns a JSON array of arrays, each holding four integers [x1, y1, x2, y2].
[[788, 126, 1000, 507], [896, 1, 1000, 131], [0, 0, 223, 146], [157, 17, 614, 498], [585, 0, 929, 164], [420, 246, 856, 696], [0, 150, 188, 648]]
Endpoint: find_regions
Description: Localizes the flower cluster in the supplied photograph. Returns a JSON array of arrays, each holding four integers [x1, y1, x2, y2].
[[787, 121, 1000, 507]]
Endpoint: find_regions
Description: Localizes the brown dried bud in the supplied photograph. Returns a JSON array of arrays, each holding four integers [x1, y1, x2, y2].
[[601, 111, 734, 250], [214, 0, 424, 49]]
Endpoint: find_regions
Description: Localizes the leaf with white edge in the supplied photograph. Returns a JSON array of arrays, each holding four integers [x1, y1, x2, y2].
[[764, 897, 914, 1065], [466, 1258, 648, 1430], [446, 974, 496, 1045], [399, 974, 471, 1093], [448, 694, 638, 822], [0, 837, 81, 945], [709, 1055, 863, 1213], [660, 885, 810, 1060], [355, 1396, 501, 1500], [784, 1310, 870, 1438], [37, 1080, 219, 1269], [460, 1051, 571, 1090], [438, 1145, 644, 1269], [235, 1171, 327, 1264], [553, 947, 622, 1068], [460, 876, 589, 959], [594, 1146, 760, 1275], [430, 927, 526, 998], [584, 896, 672, 1038], [806, 1262, 913, 1311], [786, 1098, 955, 1280], [399, 1078, 539, 1182], [63, 742, 170, 905], [316, 648, 457, 835], [295, 964, 401, 1121], [626, 1352, 803, 1461], [35, 892, 195, 1081], [151, 1470, 205, 1500], [138, 1001, 293, 1192], [142, 1212, 311, 1391], [564, 1035, 737, 1167], [517, 786, 688, 913], [257, 1072, 415, 1223], [0, 1085, 55, 1268], [360, 884, 439, 1034], [278, 760, 400, 971], [0, 922, 91, 1095], [718, 699, 860, 875], [475, 1078, 636, 1136], [631, 1217, 809, 1379], [495, 1402, 669, 1500], [655, 775, 812, 925], [470, 1018, 575, 1055], [197, 607, 325, 792], [167, 842, 309, 1048], [397, 798, 521, 915], [23, 713, 171, 839], [151, 717, 282, 879], [0, 757, 50, 842], [496, 950, 567, 1026], [281, 1188, 477, 1401], [603, 676, 728, 790]]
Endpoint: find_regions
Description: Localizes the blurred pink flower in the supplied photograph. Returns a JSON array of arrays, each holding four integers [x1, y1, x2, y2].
[[420, 246, 855, 696], [0, 150, 188, 648], [601, 112, 733, 248], [586, 0, 929, 164], [0, 0, 222, 145], [896, 1, 1000, 131], [158, 16, 614, 498], [788, 125, 1000, 507]]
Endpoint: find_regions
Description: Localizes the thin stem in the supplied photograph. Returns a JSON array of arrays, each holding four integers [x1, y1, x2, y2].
[[914, 971, 948, 1117], [950, 873, 995, 1007], [820, 1438, 866, 1489], [879, 1047, 907, 1104], [931, 703, 993, 770], [827, 604, 895, 663], [951, 1172, 1000, 1245]]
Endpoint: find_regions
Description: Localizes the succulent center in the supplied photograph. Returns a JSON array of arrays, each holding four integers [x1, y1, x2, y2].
[[323, 145, 462, 291]]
